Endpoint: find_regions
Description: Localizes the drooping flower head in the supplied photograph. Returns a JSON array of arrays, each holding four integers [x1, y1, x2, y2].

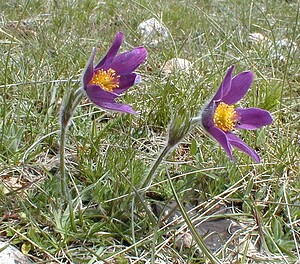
[[199, 65, 273, 162], [82, 32, 147, 114]]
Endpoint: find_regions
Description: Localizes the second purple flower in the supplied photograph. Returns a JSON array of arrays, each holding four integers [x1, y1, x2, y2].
[[198, 65, 273, 162]]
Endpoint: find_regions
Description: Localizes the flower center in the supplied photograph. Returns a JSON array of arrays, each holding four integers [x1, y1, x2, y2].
[[213, 102, 237, 132], [89, 68, 120, 92]]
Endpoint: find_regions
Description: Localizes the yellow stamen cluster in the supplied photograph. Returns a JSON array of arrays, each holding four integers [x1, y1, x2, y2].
[[89, 68, 120, 92], [213, 102, 237, 132]]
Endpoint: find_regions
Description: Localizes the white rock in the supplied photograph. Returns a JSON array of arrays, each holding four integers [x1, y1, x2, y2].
[[276, 38, 297, 52], [0, 241, 34, 264], [137, 18, 168, 47], [248, 32, 268, 45], [162, 58, 192, 75], [268, 38, 298, 64], [175, 232, 193, 249]]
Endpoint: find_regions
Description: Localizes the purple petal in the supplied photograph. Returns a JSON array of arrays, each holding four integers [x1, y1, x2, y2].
[[102, 47, 147, 75], [227, 133, 260, 162], [97, 101, 136, 114], [212, 65, 235, 102], [222, 71, 254, 105], [114, 73, 139, 95], [83, 47, 96, 87], [85, 84, 118, 102], [206, 126, 233, 160], [236, 108, 273, 130], [95, 32, 124, 69], [85, 84, 135, 114]]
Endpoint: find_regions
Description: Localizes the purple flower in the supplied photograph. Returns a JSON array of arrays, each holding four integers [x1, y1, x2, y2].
[[82, 32, 147, 114], [200, 65, 273, 162]]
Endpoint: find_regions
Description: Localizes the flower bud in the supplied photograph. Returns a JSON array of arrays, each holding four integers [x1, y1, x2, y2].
[[167, 109, 191, 148]]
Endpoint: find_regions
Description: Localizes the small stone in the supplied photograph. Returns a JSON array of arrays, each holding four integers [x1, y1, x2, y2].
[[267, 38, 297, 65], [276, 38, 297, 52], [0, 241, 34, 264], [2, 177, 23, 194], [175, 232, 193, 249], [248, 32, 268, 45], [162, 58, 192, 75], [137, 18, 168, 47]]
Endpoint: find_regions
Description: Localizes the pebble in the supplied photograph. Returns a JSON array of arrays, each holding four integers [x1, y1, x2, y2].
[[137, 18, 169, 47], [0, 241, 34, 264], [161, 58, 192, 75]]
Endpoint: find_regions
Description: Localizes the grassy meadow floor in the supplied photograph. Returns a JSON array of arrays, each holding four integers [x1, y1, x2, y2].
[[0, 0, 300, 263]]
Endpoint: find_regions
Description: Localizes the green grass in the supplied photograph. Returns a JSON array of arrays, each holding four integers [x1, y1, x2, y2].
[[1, 0, 300, 263]]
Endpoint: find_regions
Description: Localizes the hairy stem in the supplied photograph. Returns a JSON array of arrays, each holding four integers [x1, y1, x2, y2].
[[59, 87, 84, 231], [59, 88, 84, 196], [140, 144, 172, 190], [59, 121, 68, 197]]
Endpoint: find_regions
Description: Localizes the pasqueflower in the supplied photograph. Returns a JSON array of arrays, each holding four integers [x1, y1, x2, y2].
[[82, 32, 147, 114], [197, 65, 273, 162]]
